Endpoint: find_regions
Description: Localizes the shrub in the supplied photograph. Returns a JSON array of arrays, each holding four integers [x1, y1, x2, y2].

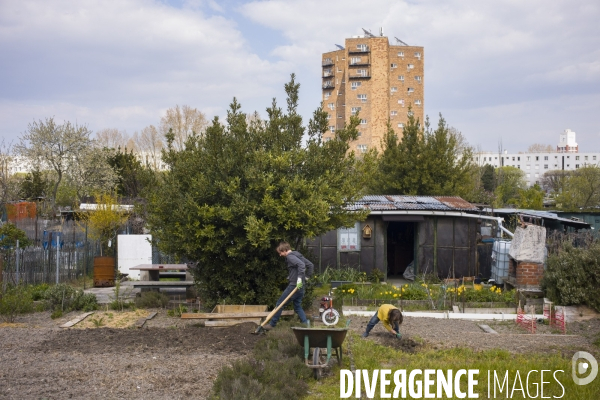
[[134, 291, 170, 308], [542, 241, 600, 312], [42, 283, 98, 312], [29, 283, 50, 301], [210, 321, 311, 400], [0, 285, 34, 322], [368, 267, 385, 283], [167, 304, 187, 317]]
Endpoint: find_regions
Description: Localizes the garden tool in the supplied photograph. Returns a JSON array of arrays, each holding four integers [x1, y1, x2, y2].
[[253, 287, 298, 335]]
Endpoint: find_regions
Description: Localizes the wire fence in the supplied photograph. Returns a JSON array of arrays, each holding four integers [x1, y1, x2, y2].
[[1, 242, 100, 289], [1, 238, 175, 290]]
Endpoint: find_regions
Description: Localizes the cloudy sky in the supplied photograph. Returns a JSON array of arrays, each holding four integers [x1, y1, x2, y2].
[[1, 0, 599, 152]]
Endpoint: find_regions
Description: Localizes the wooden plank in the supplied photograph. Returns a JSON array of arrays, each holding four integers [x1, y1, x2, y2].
[[135, 317, 148, 328], [135, 311, 159, 329], [205, 319, 261, 327], [478, 324, 499, 334], [133, 281, 195, 287], [212, 305, 268, 313], [146, 311, 158, 320], [60, 311, 95, 328], [181, 310, 295, 319], [130, 264, 188, 270]]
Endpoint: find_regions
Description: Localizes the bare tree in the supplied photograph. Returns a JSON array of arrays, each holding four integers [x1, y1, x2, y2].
[[527, 143, 555, 153], [135, 125, 164, 170], [15, 118, 93, 209], [160, 105, 208, 151], [0, 140, 21, 207], [541, 170, 570, 194], [448, 126, 470, 154], [96, 128, 129, 150], [66, 145, 119, 204]]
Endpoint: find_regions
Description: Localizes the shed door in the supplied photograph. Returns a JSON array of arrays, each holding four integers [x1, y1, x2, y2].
[[386, 222, 415, 276]]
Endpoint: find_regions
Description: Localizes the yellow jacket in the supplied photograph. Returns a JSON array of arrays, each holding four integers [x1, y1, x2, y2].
[[377, 304, 399, 332]]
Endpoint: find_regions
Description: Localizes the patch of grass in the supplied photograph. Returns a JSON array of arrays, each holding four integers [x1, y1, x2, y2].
[[91, 316, 105, 327], [309, 333, 599, 399], [210, 320, 311, 400], [167, 304, 187, 317]]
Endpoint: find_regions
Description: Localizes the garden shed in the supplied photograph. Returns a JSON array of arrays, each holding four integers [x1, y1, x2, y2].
[[306, 196, 509, 280]]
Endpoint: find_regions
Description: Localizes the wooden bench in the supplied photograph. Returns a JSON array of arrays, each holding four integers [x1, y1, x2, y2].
[[158, 271, 187, 280], [133, 281, 196, 297]]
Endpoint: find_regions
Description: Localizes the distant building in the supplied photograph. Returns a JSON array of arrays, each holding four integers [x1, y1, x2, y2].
[[557, 129, 578, 153], [321, 32, 424, 153], [473, 129, 600, 187]]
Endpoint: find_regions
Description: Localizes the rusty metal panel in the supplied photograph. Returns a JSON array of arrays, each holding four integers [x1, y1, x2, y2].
[[435, 196, 478, 211]]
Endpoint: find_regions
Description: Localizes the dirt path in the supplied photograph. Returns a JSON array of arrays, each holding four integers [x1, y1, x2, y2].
[[0, 311, 260, 400], [348, 315, 600, 356]]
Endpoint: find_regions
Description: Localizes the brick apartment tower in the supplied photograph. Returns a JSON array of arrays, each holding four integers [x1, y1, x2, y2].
[[321, 34, 424, 153]]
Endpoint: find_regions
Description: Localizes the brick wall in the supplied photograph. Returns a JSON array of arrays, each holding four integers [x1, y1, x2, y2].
[[508, 258, 544, 289]]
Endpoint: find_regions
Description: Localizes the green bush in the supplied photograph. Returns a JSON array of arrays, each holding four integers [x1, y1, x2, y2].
[[542, 241, 600, 312], [134, 291, 170, 308], [29, 283, 50, 301], [0, 285, 34, 322], [43, 283, 98, 313], [210, 321, 311, 400]]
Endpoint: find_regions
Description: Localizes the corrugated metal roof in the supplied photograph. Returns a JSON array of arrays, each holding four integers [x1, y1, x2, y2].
[[350, 195, 478, 212], [483, 208, 591, 228]]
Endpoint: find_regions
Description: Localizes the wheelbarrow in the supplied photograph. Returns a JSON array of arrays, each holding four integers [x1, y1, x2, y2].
[[291, 326, 348, 379]]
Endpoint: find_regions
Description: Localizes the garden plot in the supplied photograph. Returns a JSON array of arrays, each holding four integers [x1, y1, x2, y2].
[[0, 311, 260, 399]]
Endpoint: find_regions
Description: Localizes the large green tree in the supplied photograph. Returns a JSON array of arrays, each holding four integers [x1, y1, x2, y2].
[[147, 75, 368, 307], [369, 111, 473, 196], [494, 166, 526, 207], [556, 165, 600, 210], [106, 147, 156, 199]]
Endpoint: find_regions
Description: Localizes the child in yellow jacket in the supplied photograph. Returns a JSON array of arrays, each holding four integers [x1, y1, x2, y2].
[[362, 304, 403, 338]]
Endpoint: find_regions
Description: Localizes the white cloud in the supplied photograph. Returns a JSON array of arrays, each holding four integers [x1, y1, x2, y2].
[[239, 0, 600, 149], [0, 0, 290, 141], [1, 0, 599, 152]]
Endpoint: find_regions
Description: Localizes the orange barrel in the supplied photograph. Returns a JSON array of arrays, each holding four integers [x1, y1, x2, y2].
[[93, 256, 115, 287]]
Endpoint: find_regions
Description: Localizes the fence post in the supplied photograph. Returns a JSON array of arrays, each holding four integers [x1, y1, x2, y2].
[[56, 235, 60, 284], [16, 240, 20, 285]]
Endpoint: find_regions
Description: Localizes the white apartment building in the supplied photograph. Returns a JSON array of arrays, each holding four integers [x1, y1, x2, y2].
[[473, 129, 599, 187]]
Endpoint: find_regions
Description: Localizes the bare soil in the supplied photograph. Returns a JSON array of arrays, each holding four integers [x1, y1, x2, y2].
[[0, 310, 260, 400], [348, 315, 600, 356], [2, 309, 599, 400]]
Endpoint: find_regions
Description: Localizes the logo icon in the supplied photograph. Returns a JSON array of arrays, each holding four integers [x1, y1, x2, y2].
[[572, 351, 598, 386]]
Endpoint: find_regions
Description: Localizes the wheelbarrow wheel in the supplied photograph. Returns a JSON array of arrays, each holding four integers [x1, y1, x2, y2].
[[321, 308, 340, 326], [313, 347, 323, 379]]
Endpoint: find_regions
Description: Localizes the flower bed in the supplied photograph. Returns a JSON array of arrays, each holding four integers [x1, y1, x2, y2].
[[334, 282, 517, 311]]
